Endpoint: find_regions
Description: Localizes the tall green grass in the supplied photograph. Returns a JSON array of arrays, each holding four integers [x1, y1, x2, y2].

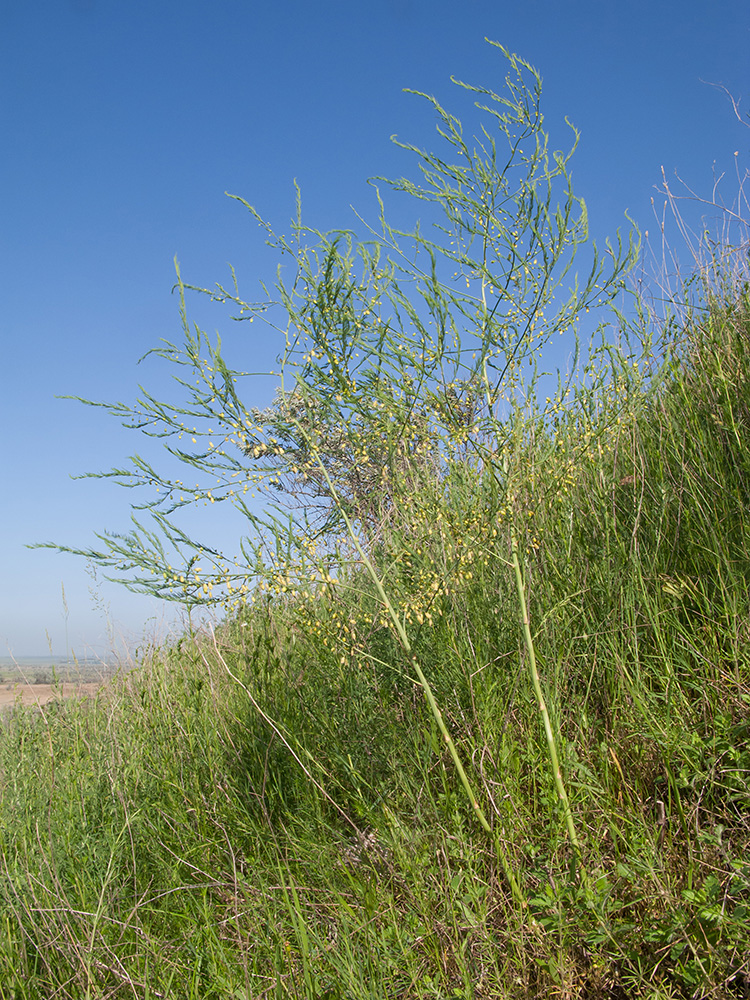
[[2, 278, 750, 997]]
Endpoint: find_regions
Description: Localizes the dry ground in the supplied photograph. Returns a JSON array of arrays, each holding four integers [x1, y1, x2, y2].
[[0, 681, 103, 709]]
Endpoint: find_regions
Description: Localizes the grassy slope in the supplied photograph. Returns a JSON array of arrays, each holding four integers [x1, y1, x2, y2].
[[1, 289, 749, 998]]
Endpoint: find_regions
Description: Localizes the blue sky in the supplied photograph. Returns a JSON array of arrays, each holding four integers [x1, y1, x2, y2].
[[2, 0, 748, 659]]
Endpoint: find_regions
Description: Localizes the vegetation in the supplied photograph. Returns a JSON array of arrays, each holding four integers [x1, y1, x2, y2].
[[6, 45, 750, 997]]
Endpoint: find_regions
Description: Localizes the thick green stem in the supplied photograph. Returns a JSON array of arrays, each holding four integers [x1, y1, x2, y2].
[[508, 517, 582, 870], [482, 352, 582, 874]]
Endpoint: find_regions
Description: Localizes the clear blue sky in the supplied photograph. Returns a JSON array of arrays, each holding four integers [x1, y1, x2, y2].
[[2, 0, 748, 659]]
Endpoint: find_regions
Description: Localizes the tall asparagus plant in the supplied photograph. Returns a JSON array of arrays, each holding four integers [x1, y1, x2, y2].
[[44, 44, 637, 863]]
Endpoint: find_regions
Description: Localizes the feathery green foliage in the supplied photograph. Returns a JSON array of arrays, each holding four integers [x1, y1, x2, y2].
[[40, 43, 635, 611]]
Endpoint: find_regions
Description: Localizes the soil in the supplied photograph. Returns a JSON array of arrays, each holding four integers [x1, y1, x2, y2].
[[0, 681, 103, 709]]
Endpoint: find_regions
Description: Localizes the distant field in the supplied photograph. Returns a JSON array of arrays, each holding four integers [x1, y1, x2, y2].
[[0, 656, 117, 686], [0, 657, 117, 710]]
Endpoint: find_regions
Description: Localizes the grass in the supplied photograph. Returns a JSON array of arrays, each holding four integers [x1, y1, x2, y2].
[[2, 274, 750, 998]]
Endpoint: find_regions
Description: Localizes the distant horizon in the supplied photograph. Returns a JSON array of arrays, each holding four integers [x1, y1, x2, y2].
[[2, 604, 217, 663], [0, 654, 117, 665]]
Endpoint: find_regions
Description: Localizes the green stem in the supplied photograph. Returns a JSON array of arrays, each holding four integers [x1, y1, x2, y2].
[[508, 515, 582, 871]]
